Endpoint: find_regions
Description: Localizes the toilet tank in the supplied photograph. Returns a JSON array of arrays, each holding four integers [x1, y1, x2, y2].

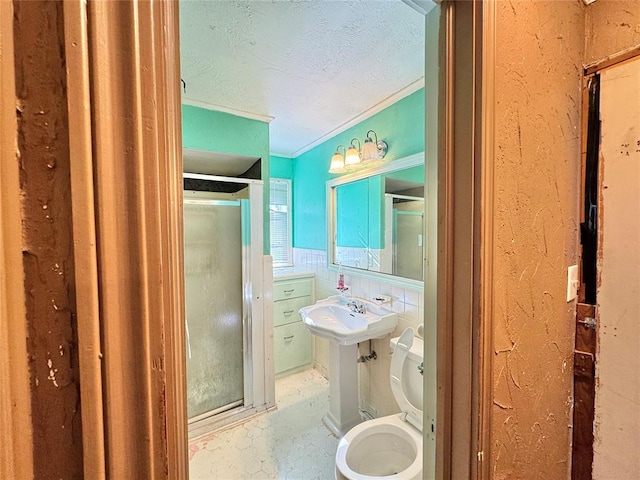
[[390, 333, 424, 410]]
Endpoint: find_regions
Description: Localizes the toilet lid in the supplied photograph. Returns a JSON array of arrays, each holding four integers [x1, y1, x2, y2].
[[390, 328, 423, 432]]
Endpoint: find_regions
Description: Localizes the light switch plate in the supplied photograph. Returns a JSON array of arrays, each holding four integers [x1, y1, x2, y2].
[[566, 265, 579, 302]]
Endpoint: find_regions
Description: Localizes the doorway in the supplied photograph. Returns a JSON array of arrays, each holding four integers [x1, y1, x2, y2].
[[574, 53, 640, 479], [2, 1, 473, 477]]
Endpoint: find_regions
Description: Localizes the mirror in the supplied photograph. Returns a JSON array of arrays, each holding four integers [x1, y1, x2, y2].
[[327, 153, 425, 283]]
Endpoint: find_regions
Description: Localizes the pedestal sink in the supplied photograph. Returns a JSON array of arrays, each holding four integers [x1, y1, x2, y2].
[[299, 295, 398, 437]]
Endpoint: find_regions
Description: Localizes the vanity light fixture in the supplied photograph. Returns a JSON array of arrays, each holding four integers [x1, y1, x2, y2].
[[329, 145, 346, 173], [328, 130, 388, 173], [361, 130, 388, 163]]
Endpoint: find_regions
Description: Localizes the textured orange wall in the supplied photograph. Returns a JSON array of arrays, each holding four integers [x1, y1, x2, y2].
[[491, 2, 584, 478], [585, 0, 640, 64]]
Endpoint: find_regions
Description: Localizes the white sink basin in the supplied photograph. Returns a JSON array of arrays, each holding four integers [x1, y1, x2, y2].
[[299, 295, 398, 345]]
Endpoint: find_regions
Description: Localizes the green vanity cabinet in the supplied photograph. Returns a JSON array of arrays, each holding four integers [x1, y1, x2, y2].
[[273, 275, 314, 376]]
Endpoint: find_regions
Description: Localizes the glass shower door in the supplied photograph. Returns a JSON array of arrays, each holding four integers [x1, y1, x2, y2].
[[393, 200, 425, 281], [184, 197, 244, 420]]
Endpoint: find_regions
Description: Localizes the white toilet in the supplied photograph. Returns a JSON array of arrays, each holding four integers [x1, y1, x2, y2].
[[335, 328, 423, 480]]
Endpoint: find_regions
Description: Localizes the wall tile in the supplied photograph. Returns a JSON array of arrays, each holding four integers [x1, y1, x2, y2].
[[392, 286, 405, 305], [405, 288, 421, 307]]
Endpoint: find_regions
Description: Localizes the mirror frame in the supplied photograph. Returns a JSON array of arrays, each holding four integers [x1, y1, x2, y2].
[[326, 151, 425, 289]]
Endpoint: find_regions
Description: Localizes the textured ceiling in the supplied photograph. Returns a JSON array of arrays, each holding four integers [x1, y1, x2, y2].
[[179, 0, 428, 157]]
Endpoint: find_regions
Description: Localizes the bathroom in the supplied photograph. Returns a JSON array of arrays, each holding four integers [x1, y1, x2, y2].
[[181, 1, 438, 478], [6, 0, 640, 478]]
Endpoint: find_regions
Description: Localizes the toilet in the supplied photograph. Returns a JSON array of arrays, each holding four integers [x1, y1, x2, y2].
[[335, 328, 423, 480]]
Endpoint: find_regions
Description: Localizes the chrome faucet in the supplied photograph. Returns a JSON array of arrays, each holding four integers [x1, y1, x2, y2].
[[347, 299, 366, 314]]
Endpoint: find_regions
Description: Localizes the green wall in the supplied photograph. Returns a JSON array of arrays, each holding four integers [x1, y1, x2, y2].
[[292, 88, 425, 251], [182, 105, 271, 253], [182, 105, 270, 159], [270, 155, 293, 179]]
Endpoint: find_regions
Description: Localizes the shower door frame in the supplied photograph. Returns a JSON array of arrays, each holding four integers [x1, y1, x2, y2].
[[183, 173, 271, 438], [183, 194, 248, 423]]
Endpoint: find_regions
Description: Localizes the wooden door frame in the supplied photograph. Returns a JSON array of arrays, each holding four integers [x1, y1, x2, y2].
[[62, 0, 187, 476], [83, 1, 187, 476], [0, 1, 188, 476], [476, 0, 497, 478], [114, 1, 491, 476], [150, 0, 492, 475], [436, 0, 500, 477], [436, 0, 494, 478], [0, 2, 34, 478]]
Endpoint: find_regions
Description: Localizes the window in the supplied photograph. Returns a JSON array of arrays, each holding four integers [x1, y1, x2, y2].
[[269, 178, 292, 267]]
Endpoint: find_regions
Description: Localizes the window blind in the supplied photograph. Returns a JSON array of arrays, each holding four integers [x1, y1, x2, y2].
[[269, 179, 292, 266]]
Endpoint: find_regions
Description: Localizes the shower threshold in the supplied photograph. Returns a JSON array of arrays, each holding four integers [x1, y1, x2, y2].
[[188, 400, 273, 440], [188, 399, 244, 425]]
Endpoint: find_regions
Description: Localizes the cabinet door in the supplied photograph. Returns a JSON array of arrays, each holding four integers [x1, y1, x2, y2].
[[274, 322, 312, 375]]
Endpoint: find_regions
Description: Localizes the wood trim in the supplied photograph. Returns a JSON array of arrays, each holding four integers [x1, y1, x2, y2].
[[477, 0, 496, 478], [423, 4, 440, 476], [0, 2, 34, 478], [435, 2, 456, 478], [438, 1, 486, 478], [156, 2, 189, 477], [62, 2, 106, 477], [584, 44, 640, 76], [86, 1, 187, 477], [451, 1, 477, 477]]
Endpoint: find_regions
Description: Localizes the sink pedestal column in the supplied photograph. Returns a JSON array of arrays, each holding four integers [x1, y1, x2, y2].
[[323, 342, 363, 437]]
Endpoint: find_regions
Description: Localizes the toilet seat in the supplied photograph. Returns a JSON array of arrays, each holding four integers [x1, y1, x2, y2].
[[335, 414, 422, 480], [390, 328, 423, 432]]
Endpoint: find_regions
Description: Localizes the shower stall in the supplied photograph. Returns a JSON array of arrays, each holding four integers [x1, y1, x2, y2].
[[183, 173, 272, 437]]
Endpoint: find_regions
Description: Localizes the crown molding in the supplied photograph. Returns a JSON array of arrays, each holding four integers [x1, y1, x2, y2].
[[402, 0, 438, 15], [290, 77, 425, 158], [181, 96, 274, 123], [269, 151, 294, 159]]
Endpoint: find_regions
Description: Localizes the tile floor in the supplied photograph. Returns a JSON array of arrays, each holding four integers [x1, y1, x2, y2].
[[189, 368, 339, 479]]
